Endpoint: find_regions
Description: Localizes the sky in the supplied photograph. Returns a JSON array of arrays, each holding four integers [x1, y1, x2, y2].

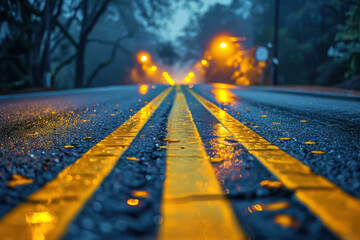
[[161, 0, 232, 41]]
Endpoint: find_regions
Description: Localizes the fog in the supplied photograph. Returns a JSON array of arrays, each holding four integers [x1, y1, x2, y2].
[[0, 0, 359, 93]]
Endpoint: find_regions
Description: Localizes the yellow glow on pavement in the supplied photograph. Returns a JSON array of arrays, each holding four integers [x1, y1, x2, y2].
[[211, 83, 239, 89], [211, 88, 235, 103], [127, 198, 140, 206]]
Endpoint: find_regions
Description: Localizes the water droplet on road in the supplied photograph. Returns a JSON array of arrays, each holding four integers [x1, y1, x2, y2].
[[7, 174, 34, 187], [278, 137, 291, 140], [311, 150, 325, 154], [274, 215, 300, 228]]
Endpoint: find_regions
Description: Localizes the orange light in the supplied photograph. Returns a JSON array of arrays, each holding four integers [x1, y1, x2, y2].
[[188, 72, 195, 78], [258, 61, 266, 68], [201, 60, 208, 65], [151, 66, 157, 71], [137, 51, 150, 63], [139, 85, 148, 95], [127, 198, 139, 206], [163, 72, 175, 86], [132, 190, 150, 198], [140, 55, 147, 62], [212, 83, 238, 89], [220, 42, 227, 48]]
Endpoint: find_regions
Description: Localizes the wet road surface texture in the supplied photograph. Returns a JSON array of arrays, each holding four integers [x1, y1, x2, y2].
[[0, 84, 359, 240]]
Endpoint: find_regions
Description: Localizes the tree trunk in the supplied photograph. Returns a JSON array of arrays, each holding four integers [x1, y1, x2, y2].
[[75, 37, 86, 88]]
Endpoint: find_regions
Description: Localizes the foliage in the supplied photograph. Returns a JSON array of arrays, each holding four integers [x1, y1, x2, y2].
[[0, 0, 178, 90], [179, 0, 359, 87], [334, 0, 360, 79]]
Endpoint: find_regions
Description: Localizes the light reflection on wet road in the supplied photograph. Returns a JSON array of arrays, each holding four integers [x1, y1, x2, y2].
[[0, 85, 167, 216], [0, 84, 359, 239], [185, 89, 335, 239], [194, 84, 360, 199]]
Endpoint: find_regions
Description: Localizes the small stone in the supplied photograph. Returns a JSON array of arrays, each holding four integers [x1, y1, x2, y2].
[[100, 222, 113, 233], [81, 218, 94, 230], [93, 202, 102, 212], [115, 220, 127, 231]]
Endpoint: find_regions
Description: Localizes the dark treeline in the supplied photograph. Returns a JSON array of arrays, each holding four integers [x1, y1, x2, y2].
[[0, 0, 359, 91], [179, 0, 360, 88], [0, 0, 178, 91]]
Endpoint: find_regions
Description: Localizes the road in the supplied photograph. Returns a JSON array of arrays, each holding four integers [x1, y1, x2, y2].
[[0, 84, 359, 240]]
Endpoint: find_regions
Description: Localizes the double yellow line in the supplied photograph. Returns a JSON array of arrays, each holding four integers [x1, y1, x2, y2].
[[0, 86, 359, 240], [158, 88, 244, 239]]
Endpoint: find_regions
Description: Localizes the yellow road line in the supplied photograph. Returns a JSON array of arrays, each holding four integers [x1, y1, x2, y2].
[[159, 88, 245, 240], [0, 87, 173, 240], [188, 88, 360, 240]]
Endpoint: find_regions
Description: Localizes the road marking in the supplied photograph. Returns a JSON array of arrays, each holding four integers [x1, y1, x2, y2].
[[189, 88, 360, 240], [0, 87, 173, 240], [159, 88, 245, 240]]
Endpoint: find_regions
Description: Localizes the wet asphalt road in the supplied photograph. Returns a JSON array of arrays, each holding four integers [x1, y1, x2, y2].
[[0, 85, 167, 216], [0, 84, 359, 239], [193, 84, 360, 199]]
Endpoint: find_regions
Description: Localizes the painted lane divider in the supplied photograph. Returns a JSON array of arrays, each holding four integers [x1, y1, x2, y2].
[[0, 87, 173, 240], [188, 87, 360, 240], [159, 88, 245, 240]]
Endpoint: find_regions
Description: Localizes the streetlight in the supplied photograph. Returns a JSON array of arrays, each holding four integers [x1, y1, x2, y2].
[[140, 56, 147, 62], [137, 51, 150, 64], [220, 42, 227, 48]]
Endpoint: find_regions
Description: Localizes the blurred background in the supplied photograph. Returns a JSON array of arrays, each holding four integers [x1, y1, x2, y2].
[[0, 0, 359, 93]]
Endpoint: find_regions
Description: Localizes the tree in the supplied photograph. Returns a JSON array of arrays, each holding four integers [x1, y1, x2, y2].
[[0, 0, 64, 88], [334, 0, 360, 79], [54, 0, 175, 88], [1, 0, 178, 90]]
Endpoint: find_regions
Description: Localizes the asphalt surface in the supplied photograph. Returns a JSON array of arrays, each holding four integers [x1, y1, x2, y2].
[[0, 85, 167, 217], [184, 89, 335, 240], [1, 84, 359, 239], [193, 84, 360, 199]]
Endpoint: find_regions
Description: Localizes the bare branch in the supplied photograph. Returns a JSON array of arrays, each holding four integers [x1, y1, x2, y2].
[[55, 19, 78, 48], [51, 54, 76, 79], [86, 35, 133, 87], [83, 0, 111, 37]]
